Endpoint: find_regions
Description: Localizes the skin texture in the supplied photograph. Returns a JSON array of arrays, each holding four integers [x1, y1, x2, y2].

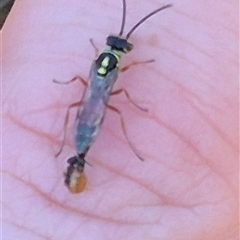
[[2, 0, 239, 239]]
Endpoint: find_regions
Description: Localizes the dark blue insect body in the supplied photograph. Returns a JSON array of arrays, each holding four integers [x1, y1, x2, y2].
[[55, 1, 172, 193], [75, 50, 122, 155]]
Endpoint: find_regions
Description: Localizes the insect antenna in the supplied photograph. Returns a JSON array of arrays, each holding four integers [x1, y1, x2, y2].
[[126, 4, 172, 39], [119, 0, 127, 36]]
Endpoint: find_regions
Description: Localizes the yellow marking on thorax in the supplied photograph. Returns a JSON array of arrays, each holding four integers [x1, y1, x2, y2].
[[98, 67, 106, 75], [97, 56, 110, 76], [102, 56, 110, 67]]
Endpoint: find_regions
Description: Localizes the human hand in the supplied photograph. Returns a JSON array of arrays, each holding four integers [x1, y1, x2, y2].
[[2, 0, 238, 239]]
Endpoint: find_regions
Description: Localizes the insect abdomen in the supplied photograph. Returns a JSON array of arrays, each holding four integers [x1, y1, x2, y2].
[[75, 121, 99, 153]]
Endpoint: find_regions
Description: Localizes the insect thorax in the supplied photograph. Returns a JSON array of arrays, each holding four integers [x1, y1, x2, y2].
[[95, 51, 120, 77], [95, 35, 133, 78]]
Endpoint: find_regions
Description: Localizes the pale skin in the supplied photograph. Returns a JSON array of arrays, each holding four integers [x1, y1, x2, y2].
[[2, 0, 239, 239]]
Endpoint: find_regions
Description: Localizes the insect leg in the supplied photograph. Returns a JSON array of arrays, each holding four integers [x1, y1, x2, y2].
[[107, 104, 145, 161], [111, 88, 148, 112], [121, 59, 154, 72], [55, 101, 83, 157], [53, 76, 88, 87], [89, 38, 99, 57]]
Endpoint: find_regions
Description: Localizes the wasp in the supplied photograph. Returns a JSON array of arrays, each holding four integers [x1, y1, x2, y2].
[[54, 1, 172, 193]]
